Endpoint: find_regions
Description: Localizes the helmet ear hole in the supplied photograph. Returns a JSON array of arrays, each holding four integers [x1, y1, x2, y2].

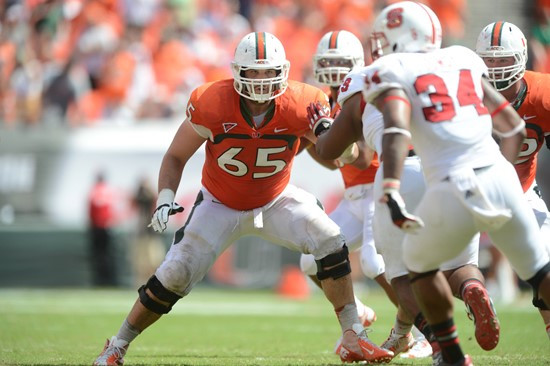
[[392, 44, 398, 52]]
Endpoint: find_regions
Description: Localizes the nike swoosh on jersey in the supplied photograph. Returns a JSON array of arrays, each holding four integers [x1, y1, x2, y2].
[[523, 115, 537, 121], [274, 127, 288, 133]]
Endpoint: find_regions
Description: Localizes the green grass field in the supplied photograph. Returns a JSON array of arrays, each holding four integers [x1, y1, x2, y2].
[[0, 287, 549, 365]]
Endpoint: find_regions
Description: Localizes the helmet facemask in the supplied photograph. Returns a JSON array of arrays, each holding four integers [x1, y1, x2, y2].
[[484, 54, 526, 91], [475, 22, 528, 91], [232, 63, 290, 103], [232, 32, 290, 103], [313, 56, 356, 87]]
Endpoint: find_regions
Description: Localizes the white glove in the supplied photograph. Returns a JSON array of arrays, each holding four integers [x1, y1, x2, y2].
[[381, 179, 424, 234], [149, 189, 184, 233]]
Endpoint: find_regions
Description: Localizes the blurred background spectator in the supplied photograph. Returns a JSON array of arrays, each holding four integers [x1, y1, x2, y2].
[[0, 0, 470, 125], [130, 176, 165, 286], [88, 171, 117, 286]]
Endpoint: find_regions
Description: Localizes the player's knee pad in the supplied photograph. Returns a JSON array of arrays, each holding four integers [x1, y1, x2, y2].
[[300, 253, 317, 276], [138, 275, 182, 314], [527, 262, 550, 311], [315, 245, 351, 281], [360, 253, 385, 279]]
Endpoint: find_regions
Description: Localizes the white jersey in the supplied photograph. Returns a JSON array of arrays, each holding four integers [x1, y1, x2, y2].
[[338, 69, 385, 156], [362, 46, 501, 183]]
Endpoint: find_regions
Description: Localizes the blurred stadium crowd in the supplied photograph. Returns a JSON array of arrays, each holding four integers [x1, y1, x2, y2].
[[0, 0, 472, 127]]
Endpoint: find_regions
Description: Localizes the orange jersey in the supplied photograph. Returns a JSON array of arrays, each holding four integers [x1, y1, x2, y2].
[[331, 99, 379, 189], [515, 71, 550, 192], [186, 79, 329, 210]]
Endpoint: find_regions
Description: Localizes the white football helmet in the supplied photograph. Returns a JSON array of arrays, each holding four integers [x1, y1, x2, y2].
[[475, 21, 527, 91], [370, 1, 442, 60], [313, 30, 365, 87], [231, 32, 290, 103]]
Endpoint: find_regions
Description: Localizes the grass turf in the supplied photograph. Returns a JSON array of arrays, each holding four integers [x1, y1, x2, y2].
[[0, 287, 549, 365]]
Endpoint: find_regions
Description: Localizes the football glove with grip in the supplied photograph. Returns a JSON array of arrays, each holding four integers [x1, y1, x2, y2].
[[381, 179, 424, 234], [307, 102, 333, 137], [149, 189, 184, 233]]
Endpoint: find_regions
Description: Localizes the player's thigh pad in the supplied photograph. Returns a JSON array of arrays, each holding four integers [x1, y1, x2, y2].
[[155, 189, 244, 296], [482, 163, 550, 280], [440, 233, 480, 271], [403, 181, 479, 274], [300, 253, 317, 276], [373, 158, 426, 280], [261, 184, 345, 260], [329, 197, 364, 252]]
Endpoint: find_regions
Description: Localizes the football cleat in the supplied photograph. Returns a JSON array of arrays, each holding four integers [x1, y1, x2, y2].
[[399, 337, 433, 359], [463, 284, 500, 350], [334, 303, 377, 355], [337, 324, 394, 363], [381, 328, 414, 357], [93, 336, 129, 366], [434, 354, 474, 366]]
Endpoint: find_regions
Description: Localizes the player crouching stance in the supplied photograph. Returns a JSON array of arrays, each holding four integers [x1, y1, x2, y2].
[[93, 31, 393, 365]]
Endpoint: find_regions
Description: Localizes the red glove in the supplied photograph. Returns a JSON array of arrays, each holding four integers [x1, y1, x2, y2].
[[307, 102, 333, 137]]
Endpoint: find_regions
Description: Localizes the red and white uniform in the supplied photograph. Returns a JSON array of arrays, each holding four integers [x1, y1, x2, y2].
[[156, 79, 346, 296], [362, 46, 548, 280], [341, 69, 477, 280]]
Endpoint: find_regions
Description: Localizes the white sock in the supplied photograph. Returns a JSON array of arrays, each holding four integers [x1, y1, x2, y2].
[[393, 317, 413, 336], [336, 303, 361, 333], [116, 319, 140, 344]]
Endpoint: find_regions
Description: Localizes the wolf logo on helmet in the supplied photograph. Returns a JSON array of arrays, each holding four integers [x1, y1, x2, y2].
[[231, 32, 290, 103], [475, 21, 527, 91], [370, 1, 442, 60]]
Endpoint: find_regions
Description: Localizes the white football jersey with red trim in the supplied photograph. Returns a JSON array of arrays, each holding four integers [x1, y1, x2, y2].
[[362, 45, 500, 183]]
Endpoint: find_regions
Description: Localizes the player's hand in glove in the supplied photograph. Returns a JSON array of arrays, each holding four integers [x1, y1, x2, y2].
[[307, 102, 333, 137], [380, 179, 424, 234], [149, 189, 184, 233]]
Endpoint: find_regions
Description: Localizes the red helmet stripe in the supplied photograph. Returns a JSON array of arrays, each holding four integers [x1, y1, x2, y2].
[[329, 31, 340, 49], [256, 32, 266, 59], [491, 21, 504, 46], [416, 3, 436, 44]]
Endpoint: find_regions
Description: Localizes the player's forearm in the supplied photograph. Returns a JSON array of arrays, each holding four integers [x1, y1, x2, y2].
[[158, 153, 185, 194], [500, 133, 525, 164]]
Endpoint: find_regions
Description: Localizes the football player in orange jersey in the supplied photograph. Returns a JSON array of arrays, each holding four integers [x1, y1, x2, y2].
[[300, 30, 432, 360], [92, 32, 394, 366], [476, 21, 550, 340]]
